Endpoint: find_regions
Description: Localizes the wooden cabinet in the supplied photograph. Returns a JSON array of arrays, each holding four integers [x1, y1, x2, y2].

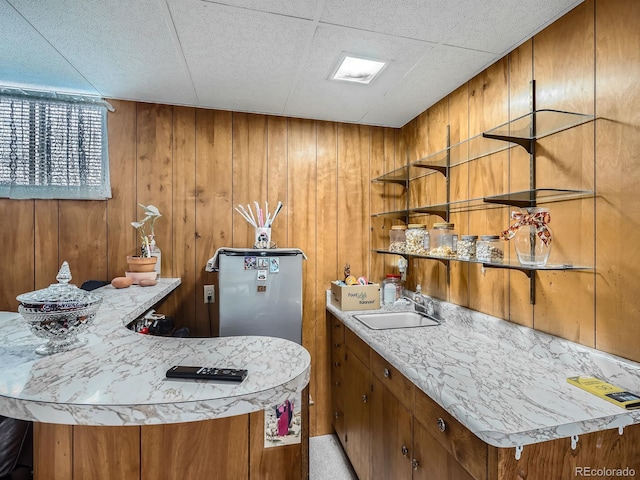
[[371, 376, 413, 480], [33, 388, 309, 480], [413, 418, 475, 480], [370, 348, 415, 480], [413, 387, 487, 480], [330, 314, 346, 443], [342, 328, 372, 480], [328, 313, 640, 480]]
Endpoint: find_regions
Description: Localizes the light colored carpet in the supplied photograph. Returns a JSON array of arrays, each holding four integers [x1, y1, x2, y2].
[[309, 434, 358, 480]]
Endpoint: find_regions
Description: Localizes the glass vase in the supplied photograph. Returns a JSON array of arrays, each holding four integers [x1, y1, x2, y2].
[[513, 207, 552, 266], [149, 235, 161, 278]]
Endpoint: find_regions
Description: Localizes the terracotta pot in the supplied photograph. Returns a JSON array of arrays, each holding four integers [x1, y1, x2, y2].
[[126, 256, 157, 273]]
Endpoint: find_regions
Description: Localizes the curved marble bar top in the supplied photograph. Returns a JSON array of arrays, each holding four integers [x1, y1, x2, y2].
[[327, 294, 640, 448], [0, 279, 311, 426]]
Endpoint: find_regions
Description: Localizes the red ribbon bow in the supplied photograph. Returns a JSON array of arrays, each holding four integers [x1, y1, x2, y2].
[[501, 210, 552, 246]]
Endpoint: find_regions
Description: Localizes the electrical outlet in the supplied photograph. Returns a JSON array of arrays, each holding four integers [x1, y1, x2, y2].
[[204, 285, 215, 304]]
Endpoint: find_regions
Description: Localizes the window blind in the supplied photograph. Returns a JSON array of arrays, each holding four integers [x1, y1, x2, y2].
[[0, 88, 112, 200]]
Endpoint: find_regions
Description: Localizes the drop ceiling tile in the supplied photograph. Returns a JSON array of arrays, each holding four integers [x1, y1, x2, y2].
[[200, 0, 321, 20], [319, 0, 470, 44], [360, 45, 497, 127], [1, 0, 587, 127], [284, 23, 434, 124], [0, 1, 96, 93], [441, 0, 583, 53], [169, 1, 313, 114], [7, 0, 197, 105]]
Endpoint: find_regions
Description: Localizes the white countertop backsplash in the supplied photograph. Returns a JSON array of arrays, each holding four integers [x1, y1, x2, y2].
[[327, 291, 640, 448], [0, 279, 311, 426]]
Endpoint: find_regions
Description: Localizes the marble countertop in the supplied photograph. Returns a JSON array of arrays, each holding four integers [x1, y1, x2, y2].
[[327, 294, 640, 448], [0, 279, 310, 426]]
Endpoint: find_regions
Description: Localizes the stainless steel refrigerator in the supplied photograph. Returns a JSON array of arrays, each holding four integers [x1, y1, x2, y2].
[[213, 248, 305, 344]]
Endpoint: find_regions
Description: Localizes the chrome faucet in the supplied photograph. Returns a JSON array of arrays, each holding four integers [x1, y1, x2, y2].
[[399, 293, 435, 316]]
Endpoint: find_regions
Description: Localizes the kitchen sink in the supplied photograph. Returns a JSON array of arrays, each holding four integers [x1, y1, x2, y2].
[[354, 311, 440, 330]]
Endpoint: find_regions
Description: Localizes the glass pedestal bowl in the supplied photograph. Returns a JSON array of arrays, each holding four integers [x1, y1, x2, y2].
[[17, 262, 102, 355]]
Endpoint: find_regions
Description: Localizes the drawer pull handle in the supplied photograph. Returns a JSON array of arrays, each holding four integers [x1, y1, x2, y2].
[[334, 343, 341, 348], [383, 368, 391, 378], [437, 417, 446, 432], [334, 411, 342, 419], [334, 380, 341, 387], [362, 394, 368, 403], [411, 459, 419, 470], [401, 445, 408, 457], [334, 362, 341, 367], [334, 324, 341, 328]]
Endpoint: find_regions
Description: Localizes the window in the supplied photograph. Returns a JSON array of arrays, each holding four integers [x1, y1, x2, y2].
[[0, 87, 112, 200]]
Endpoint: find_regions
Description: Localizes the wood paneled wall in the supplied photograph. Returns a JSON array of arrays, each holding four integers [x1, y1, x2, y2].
[[389, 0, 640, 365], [0, 105, 398, 437], [1, 0, 638, 438]]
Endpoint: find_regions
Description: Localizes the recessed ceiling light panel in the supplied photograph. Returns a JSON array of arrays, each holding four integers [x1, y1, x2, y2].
[[329, 53, 387, 85]]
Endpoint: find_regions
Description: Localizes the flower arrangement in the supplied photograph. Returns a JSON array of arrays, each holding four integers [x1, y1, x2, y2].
[[131, 204, 161, 257]]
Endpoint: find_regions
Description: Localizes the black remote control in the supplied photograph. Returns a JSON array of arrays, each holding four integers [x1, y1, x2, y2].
[[166, 366, 247, 382]]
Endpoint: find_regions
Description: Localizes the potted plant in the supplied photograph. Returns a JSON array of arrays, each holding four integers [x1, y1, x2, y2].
[[128, 204, 162, 272]]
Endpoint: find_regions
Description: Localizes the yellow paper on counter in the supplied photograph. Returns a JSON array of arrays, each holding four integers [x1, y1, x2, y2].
[[567, 376, 640, 410]]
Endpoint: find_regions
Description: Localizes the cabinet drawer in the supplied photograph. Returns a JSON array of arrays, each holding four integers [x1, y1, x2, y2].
[[344, 328, 370, 367], [370, 349, 414, 410], [414, 389, 487, 480]]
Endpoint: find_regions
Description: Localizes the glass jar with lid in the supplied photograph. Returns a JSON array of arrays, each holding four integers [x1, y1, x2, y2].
[[457, 235, 477, 260], [405, 224, 427, 255], [382, 274, 403, 305], [476, 235, 505, 263], [16, 261, 103, 355], [389, 225, 407, 253], [429, 222, 457, 257]]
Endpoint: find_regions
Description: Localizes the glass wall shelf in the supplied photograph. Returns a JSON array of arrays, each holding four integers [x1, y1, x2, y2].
[[372, 249, 592, 273], [370, 101, 595, 304], [371, 188, 593, 220], [408, 109, 594, 175], [482, 109, 595, 154], [372, 163, 442, 184], [371, 209, 412, 220]]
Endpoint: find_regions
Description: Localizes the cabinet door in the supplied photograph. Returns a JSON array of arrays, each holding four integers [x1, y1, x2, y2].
[[330, 314, 346, 442], [413, 388, 487, 480], [413, 418, 475, 480], [371, 377, 413, 480], [343, 348, 372, 480]]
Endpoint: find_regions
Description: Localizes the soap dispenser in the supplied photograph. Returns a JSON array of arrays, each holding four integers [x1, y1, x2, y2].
[[414, 284, 424, 307]]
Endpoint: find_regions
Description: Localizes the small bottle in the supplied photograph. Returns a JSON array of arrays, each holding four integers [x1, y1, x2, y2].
[[149, 235, 161, 278], [422, 229, 430, 253], [414, 284, 423, 303]]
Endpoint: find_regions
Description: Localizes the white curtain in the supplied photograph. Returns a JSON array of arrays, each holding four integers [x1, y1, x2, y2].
[[0, 87, 112, 200]]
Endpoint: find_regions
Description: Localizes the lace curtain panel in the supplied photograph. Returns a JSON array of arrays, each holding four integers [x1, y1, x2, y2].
[[0, 88, 112, 199]]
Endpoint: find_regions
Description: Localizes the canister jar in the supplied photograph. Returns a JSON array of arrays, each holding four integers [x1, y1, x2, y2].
[[429, 223, 457, 257], [457, 235, 477, 260], [382, 274, 403, 305], [389, 225, 407, 253], [476, 235, 504, 263], [405, 224, 427, 255]]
